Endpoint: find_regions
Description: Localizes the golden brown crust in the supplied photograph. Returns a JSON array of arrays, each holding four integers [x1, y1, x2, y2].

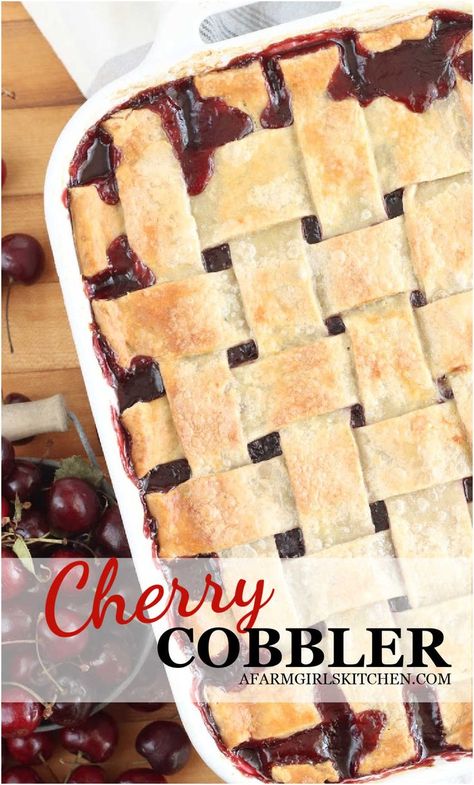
[[190, 127, 312, 249], [403, 174, 472, 301], [147, 457, 297, 557], [120, 397, 183, 478], [364, 92, 471, 193], [233, 334, 357, 440], [356, 402, 471, 502], [309, 216, 416, 317], [415, 290, 472, 379], [160, 353, 248, 476], [104, 109, 203, 281], [230, 221, 325, 355], [195, 62, 268, 127], [360, 16, 432, 52], [69, 186, 125, 276], [92, 270, 251, 367], [345, 293, 436, 423], [272, 762, 339, 783], [281, 47, 386, 239], [280, 414, 373, 553]]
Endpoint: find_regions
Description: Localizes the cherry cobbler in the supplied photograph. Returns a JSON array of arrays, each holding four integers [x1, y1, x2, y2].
[[67, 7, 472, 783]]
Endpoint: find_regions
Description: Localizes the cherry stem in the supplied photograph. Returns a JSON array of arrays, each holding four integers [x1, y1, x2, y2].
[[5, 277, 14, 354], [34, 613, 65, 693], [3, 681, 46, 705]]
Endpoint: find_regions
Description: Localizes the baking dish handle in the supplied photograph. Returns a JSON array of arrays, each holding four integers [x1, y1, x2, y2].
[[142, 0, 270, 70]]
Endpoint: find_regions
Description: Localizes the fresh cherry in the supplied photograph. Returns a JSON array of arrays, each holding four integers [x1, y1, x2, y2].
[[13, 509, 49, 540], [6, 650, 45, 687], [48, 477, 101, 534], [135, 721, 191, 775], [128, 704, 164, 712], [2, 766, 43, 783], [1, 687, 42, 737], [47, 547, 89, 595], [47, 668, 94, 727], [92, 503, 130, 556], [118, 770, 167, 783], [59, 710, 118, 762], [68, 765, 107, 783], [2, 436, 15, 478], [6, 731, 55, 764], [37, 608, 89, 663], [2, 235, 44, 284], [3, 461, 42, 502], [2, 496, 10, 522], [86, 639, 132, 686], [1, 546, 29, 599], [2, 602, 35, 642]]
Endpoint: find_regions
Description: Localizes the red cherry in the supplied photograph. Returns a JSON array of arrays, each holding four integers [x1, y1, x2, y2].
[[6, 650, 45, 686], [3, 461, 41, 502], [59, 711, 118, 762], [48, 669, 93, 727], [2, 234, 44, 284], [86, 639, 132, 686], [6, 731, 55, 764], [48, 477, 101, 534], [2, 766, 43, 783], [2, 496, 10, 521], [47, 547, 88, 595], [92, 503, 130, 556], [68, 765, 107, 783], [1, 687, 42, 737], [1, 546, 29, 600], [118, 770, 167, 783], [128, 703, 164, 712], [2, 602, 35, 642], [14, 509, 49, 540], [135, 721, 191, 775], [2, 437, 15, 478], [37, 608, 89, 663]]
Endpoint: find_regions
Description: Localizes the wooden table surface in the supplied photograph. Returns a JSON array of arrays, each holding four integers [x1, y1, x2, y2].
[[1, 4, 221, 782]]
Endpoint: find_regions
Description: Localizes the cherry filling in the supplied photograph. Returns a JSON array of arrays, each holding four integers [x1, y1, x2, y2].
[[69, 126, 120, 204], [260, 57, 293, 128], [454, 49, 473, 81], [275, 527, 305, 559], [145, 459, 192, 493], [92, 329, 165, 412], [248, 432, 282, 463], [384, 188, 404, 219], [406, 685, 446, 757], [325, 315, 346, 336], [462, 476, 472, 502], [85, 235, 155, 300], [369, 501, 390, 533], [437, 375, 454, 401], [202, 244, 233, 272], [227, 340, 259, 368], [350, 404, 366, 429], [410, 290, 427, 308], [117, 357, 165, 413], [139, 77, 253, 196], [328, 11, 472, 112], [239, 700, 386, 780], [301, 215, 322, 244]]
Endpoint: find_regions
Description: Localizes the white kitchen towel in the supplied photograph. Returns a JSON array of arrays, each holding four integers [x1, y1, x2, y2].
[[24, 0, 340, 97]]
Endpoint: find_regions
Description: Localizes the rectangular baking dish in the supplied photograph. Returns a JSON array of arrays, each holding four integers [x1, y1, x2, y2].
[[44, 1, 473, 782]]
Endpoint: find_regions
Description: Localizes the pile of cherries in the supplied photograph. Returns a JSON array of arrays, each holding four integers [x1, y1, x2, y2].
[[2, 707, 191, 783], [2, 435, 191, 782]]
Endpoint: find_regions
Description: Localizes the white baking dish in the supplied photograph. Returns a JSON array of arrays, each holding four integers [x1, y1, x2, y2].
[[44, 1, 473, 782]]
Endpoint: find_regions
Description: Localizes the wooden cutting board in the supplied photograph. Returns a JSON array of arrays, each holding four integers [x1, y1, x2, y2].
[[1, 4, 221, 782]]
